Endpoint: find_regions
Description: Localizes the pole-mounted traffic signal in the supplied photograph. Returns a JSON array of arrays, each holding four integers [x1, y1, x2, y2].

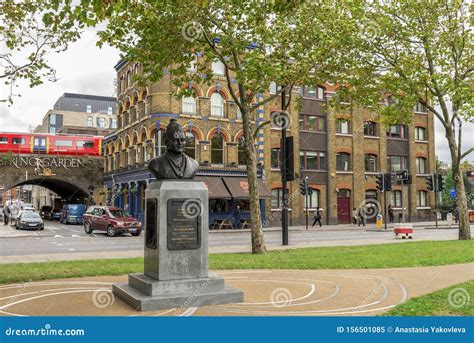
[[384, 173, 393, 192], [437, 174, 445, 192], [425, 174, 434, 191], [376, 173, 384, 192], [299, 179, 307, 196]]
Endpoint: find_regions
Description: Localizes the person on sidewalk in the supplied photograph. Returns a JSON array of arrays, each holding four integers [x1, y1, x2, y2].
[[358, 205, 366, 227], [3, 206, 11, 225], [388, 204, 394, 223], [312, 208, 322, 227], [352, 207, 358, 225], [234, 205, 241, 229]]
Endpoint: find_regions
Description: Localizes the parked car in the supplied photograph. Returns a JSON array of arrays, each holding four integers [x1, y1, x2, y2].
[[51, 208, 61, 220], [40, 205, 53, 219], [60, 204, 87, 225], [16, 212, 44, 230], [83, 206, 142, 237]]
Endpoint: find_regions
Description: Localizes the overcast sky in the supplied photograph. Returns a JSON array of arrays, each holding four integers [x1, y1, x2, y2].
[[0, 30, 472, 165]]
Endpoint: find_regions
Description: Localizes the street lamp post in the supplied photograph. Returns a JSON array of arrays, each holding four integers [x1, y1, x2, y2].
[[281, 85, 289, 246]]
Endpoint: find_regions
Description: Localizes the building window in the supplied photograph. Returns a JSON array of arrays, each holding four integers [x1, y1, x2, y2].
[[49, 114, 56, 125], [86, 105, 92, 114], [154, 129, 166, 157], [271, 188, 284, 209], [211, 60, 225, 75], [184, 131, 196, 159], [309, 189, 320, 208], [211, 133, 224, 165], [302, 85, 316, 98], [269, 82, 277, 95], [416, 157, 427, 174], [391, 190, 402, 207], [299, 114, 326, 132], [107, 107, 113, 115], [49, 127, 56, 134], [236, 107, 242, 119], [387, 155, 408, 172], [336, 119, 351, 134], [387, 125, 408, 139], [87, 116, 93, 127], [363, 121, 377, 136], [97, 117, 106, 128], [211, 92, 224, 117], [271, 148, 280, 169], [415, 127, 427, 141], [182, 97, 196, 115], [415, 102, 427, 113], [238, 136, 247, 166], [188, 54, 198, 71], [336, 153, 351, 171], [418, 191, 428, 207], [111, 119, 117, 129], [364, 154, 378, 172], [317, 86, 325, 99], [300, 150, 326, 170]]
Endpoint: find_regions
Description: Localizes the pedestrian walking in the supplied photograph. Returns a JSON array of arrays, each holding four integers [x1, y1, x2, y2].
[[312, 207, 322, 227], [352, 207, 358, 225], [358, 205, 365, 227], [388, 204, 394, 223], [3, 206, 11, 225], [234, 205, 241, 229]]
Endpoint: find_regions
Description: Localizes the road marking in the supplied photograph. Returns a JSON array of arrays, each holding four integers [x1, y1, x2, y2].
[[67, 248, 76, 251], [71, 235, 81, 238], [53, 235, 63, 238]]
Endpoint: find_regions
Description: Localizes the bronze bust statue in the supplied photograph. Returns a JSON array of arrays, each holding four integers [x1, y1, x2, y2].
[[148, 119, 199, 180]]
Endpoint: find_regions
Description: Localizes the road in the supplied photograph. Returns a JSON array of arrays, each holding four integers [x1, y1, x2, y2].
[[0, 219, 464, 263]]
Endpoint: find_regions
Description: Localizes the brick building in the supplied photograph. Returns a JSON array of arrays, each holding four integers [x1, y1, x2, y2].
[[103, 59, 436, 227]]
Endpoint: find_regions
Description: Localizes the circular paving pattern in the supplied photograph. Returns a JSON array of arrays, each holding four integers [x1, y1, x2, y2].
[[0, 270, 408, 317]]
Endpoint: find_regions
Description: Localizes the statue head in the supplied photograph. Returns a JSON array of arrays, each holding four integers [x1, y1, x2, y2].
[[164, 119, 186, 155]]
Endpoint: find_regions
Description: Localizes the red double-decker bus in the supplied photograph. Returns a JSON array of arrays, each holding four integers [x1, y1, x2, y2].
[[0, 132, 103, 156]]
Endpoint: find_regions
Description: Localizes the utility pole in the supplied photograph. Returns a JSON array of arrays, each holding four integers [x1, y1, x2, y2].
[[281, 85, 288, 246]]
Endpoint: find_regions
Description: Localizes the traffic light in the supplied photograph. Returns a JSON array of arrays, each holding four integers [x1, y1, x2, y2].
[[299, 179, 307, 195], [384, 173, 393, 192], [437, 174, 445, 192], [376, 174, 384, 192], [307, 187, 313, 196], [425, 175, 434, 191]]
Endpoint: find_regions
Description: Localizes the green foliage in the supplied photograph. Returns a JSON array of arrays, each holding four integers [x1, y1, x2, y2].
[[383, 280, 474, 316], [0, 240, 472, 285]]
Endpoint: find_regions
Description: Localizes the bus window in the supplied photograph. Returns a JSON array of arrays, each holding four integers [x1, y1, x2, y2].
[[76, 140, 94, 148], [12, 138, 25, 144], [55, 140, 73, 147], [0, 137, 8, 144]]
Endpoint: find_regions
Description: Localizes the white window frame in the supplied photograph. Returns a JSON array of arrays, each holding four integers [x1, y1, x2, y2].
[[182, 97, 196, 115], [211, 60, 225, 75], [211, 92, 224, 117], [86, 105, 92, 114]]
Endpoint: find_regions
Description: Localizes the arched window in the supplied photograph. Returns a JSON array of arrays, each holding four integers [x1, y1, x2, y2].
[[154, 129, 166, 157], [211, 60, 225, 75], [211, 133, 224, 164], [364, 154, 378, 172], [238, 136, 247, 165], [182, 97, 196, 115], [336, 153, 351, 171], [211, 92, 224, 117], [184, 131, 196, 159]]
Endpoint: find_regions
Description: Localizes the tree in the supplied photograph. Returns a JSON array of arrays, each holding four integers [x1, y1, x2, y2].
[[336, 1, 473, 239], [61, 0, 344, 253], [0, 0, 82, 104]]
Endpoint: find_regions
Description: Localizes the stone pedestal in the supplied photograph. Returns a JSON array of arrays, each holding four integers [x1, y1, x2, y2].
[[113, 180, 243, 311]]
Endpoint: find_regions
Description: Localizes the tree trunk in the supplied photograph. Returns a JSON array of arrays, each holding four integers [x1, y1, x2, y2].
[[446, 128, 471, 240], [242, 110, 267, 254]]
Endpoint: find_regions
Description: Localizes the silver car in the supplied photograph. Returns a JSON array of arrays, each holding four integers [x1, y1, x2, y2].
[[16, 212, 44, 230]]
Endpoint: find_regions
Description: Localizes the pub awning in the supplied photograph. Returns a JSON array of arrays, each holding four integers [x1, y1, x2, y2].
[[222, 177, 271, 198], [195, 176, 232, 199]]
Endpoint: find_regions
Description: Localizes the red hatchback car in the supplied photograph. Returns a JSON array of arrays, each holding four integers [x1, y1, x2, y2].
[[83, 206, 142, 237]]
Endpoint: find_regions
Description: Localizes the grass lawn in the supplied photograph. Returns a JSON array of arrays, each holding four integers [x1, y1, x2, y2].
[[0, 240, 472, 285], [384, 280, 474, 316]]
